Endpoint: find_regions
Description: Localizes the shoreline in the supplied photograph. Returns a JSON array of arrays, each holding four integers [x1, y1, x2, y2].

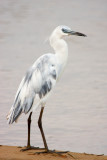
[[0, 145, 107, 160]]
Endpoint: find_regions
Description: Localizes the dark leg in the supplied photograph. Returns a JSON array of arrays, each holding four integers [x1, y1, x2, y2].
[[21, 112, 40, 151], [27, 112, 32, 147], [21, 112, 33, 151], [38, 107, 49, 151], [21, 112, 44, 151], [36, 107, 68, 154]]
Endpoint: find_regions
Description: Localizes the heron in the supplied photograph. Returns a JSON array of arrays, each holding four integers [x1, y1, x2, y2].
[[7, 25, 86, 154]]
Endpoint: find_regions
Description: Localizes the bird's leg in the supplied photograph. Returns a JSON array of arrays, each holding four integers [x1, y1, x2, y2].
[[35, 107, 69, 155], [21, 112, 33, 151], [21, 111, 45, 152], [38, 106, 49, 151], [27, 112, 32, 148], [21, 112, 40, 151]]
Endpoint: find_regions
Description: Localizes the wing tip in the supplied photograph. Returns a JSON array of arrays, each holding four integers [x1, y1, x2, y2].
[[7, 105, 22, 124]]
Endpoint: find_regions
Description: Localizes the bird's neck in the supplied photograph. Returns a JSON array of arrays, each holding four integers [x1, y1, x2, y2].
[[50, 36, 68, 66]]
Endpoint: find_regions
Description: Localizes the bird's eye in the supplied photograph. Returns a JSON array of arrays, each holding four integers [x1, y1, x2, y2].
[[62, 28, 70, 34], [62, 28, 66, 33]]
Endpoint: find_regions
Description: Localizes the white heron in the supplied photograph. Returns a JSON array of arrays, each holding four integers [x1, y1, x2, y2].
[[7, 25, 86, 154]]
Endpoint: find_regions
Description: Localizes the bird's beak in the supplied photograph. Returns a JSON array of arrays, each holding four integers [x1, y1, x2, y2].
[[69, 31, 87, 37], [62, 28, 87, 37]]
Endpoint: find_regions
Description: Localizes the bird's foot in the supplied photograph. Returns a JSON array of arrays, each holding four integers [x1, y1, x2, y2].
[[35, 149, 69, 155], [20, 146, 45, 152]]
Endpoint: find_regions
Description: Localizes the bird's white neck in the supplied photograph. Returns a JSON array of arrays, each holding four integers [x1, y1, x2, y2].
[[50, 34, 68, 70]]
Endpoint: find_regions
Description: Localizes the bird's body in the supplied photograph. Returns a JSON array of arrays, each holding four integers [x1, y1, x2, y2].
[[7, 26, 69, 124], [7, 25, 86, 153], [7, 53, 57, 123]]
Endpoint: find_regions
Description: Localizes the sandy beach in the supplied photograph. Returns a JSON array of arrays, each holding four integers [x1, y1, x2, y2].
[[0, 145, 107, 160]]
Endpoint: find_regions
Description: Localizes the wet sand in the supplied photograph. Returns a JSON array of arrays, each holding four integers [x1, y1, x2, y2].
[[0, 145, 107, 160]]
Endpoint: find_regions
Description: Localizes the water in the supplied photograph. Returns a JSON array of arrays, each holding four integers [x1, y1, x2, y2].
[[0, 0, 107, 155]]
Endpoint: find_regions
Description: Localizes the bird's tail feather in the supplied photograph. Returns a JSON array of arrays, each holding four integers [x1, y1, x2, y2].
[[7, 104, 22, 124]]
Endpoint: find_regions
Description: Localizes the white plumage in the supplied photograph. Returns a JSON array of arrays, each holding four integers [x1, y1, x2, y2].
[[7, 26, 69, 123]]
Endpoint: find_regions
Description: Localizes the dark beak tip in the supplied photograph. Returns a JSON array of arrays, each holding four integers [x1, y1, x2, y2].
[[84, 34, 87, 37], [74, 32, 87, 37], [75, 32, 87, 37], [78, 32, 87, 37]]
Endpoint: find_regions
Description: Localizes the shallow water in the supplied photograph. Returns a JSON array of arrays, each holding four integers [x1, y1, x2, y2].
[[0, 0, 107, 155]]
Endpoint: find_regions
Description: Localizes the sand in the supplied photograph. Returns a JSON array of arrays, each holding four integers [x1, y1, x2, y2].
[[0, 145, 107, 160]]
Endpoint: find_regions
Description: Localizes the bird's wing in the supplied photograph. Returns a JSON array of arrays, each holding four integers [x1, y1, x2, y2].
[[7, 54, 57, 124]]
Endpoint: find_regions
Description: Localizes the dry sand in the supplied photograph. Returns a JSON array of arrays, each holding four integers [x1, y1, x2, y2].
[[0, 145, 107, 160]]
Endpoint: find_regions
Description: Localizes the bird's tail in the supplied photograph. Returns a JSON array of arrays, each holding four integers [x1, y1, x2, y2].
[[7, 107, 13, 124], [7, 104, 22, 124]]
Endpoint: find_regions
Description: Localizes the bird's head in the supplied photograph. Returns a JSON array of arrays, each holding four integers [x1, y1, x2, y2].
[[49, 25, 87, 49], [51, 25, 87, 39]]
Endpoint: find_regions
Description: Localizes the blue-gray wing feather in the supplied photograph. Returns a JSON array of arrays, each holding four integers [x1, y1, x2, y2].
[[7, 54, 57, 124]]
